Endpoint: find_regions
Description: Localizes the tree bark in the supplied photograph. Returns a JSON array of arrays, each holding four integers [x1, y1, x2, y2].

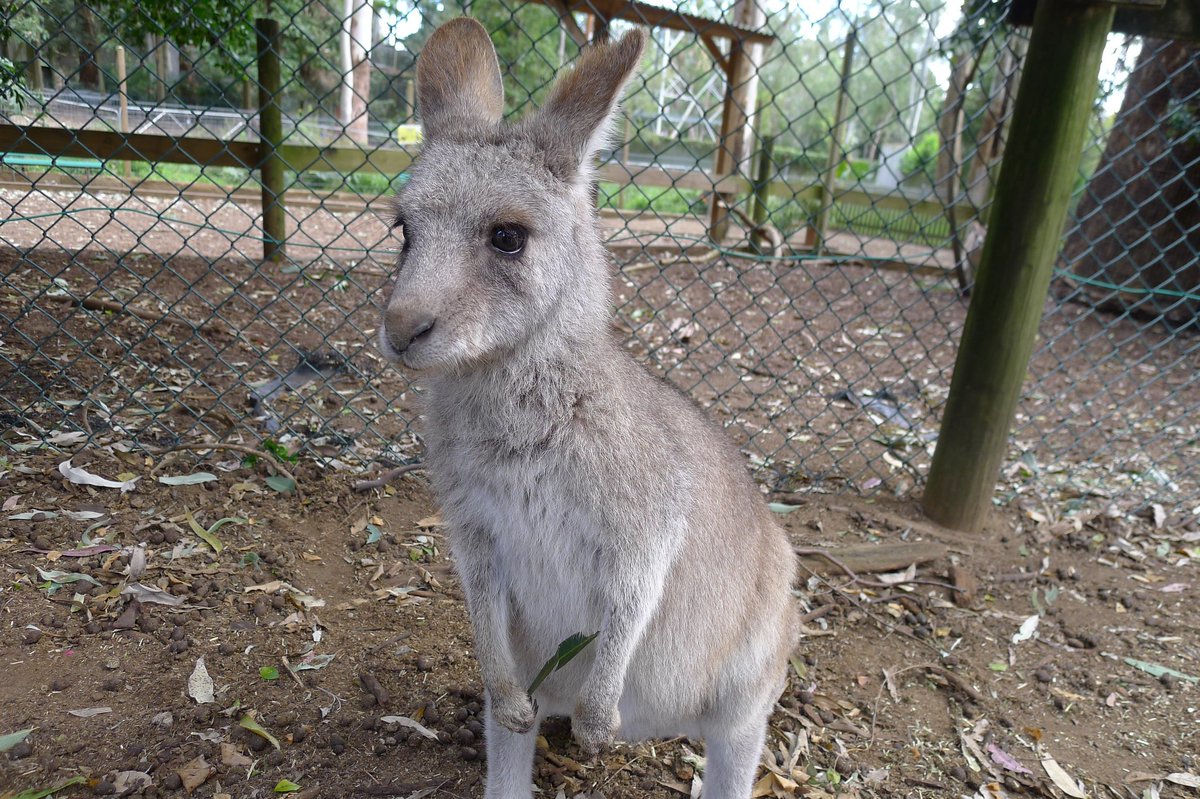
[[339, 0, 372, 144], [1062, 39, 1200, 325]]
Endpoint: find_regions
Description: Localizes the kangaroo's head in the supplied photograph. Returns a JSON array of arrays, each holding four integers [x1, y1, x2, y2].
[[378, 17, 646, 373]]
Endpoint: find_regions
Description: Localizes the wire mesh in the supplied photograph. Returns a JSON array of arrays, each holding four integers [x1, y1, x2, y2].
[[1, 0, 1196, 525]]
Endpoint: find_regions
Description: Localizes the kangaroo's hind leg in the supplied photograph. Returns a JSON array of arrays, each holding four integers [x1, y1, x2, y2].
[[483, 695, 539, 799], [701, 719, 769, 799]]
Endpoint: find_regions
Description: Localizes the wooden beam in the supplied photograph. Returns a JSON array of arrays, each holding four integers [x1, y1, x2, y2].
[[598, 162, 744, 194], [0, 123, 260, 166], [700, 34, 730, 73], [526, 0, 774, 45], [546, 0, 588, 47], [708, 0, 766, 242], [0, 123, 415, 176], [923, 0, 1115, 532]]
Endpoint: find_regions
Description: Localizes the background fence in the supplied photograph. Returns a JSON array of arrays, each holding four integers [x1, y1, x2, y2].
[[1, 0, 1196, 526]]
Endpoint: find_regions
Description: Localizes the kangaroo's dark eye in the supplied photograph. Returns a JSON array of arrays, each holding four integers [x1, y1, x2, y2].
[[490, 224, 526, 255]]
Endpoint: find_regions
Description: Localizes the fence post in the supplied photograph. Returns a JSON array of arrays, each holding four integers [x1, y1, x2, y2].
[[750, 134, 774, 251], [708, 0, 764, 243], [256, 18, 286, 264], [922, 0, 1115, 532], [116, 45, 130, 180], [814, 28, 856, 255]]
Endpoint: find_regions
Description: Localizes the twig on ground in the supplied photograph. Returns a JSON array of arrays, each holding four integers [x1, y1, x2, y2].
[[280, 656, 306, 689], [352, 463, 425, 493], [923, 664, 984, 703], [41, 292, 223, 336], [795, 557, 939, 653]]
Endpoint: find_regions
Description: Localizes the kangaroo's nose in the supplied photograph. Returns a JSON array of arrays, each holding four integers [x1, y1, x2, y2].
[[385, 311, 436, 354]]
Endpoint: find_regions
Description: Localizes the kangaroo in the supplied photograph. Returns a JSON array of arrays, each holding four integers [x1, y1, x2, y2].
[[379, 18, 798, 799]]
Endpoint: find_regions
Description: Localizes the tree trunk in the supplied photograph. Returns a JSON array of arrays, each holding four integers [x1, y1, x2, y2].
[[1062, 39, 1200, 325], [77, 5, 104, 91], [339, 0, 372, 144]]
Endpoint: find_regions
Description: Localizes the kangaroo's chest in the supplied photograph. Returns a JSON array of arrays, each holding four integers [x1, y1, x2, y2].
[[436, 435, 604, 627]]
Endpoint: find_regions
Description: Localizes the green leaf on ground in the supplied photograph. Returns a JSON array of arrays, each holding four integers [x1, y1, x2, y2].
[[265, 476, 296, 495], [11, 776, 87, 799], [0, 728, 33, 753], [273, 779, 301, 793], [183, 511, 244, 554], [1124, 657, 1199, 683], [238, 713, 280, 750], [259, 666, 280, 681]]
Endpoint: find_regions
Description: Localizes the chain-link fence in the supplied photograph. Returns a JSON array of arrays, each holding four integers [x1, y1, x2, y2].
[[1, 0, 1196, 524]]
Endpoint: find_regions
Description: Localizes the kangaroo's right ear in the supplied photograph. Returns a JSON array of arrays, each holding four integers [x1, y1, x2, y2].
[[416, 17, 504, 139]]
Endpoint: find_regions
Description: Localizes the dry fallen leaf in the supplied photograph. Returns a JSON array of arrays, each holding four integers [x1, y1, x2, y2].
[[121, 583, 186, 606], [112, 771, 153, 794], [177, 755, 213, 794], [379, 714, 439, 740], [188, 657, 214, 704], [58, 460, 137, 493], [66, 707, 112, 718], [220, 742, 252, 769], [1041, 754, 1088, 798]]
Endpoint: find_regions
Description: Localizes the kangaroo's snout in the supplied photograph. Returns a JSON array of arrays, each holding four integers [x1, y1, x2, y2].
[[383, 308, 436, 356]]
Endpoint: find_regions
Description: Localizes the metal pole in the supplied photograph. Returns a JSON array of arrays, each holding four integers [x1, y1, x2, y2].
[[923, 0, 1115, 532], [256, 18, 286, 263]]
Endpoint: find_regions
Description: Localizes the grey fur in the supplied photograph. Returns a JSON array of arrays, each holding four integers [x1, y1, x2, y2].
[[379, 18, 799, 799]]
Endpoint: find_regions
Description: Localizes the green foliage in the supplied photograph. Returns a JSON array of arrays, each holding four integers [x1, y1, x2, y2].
[[597, 183, 704, 215], [836, 158, 875, 181], [0, 56, 24, 108], [901, 132, 940, 182], [262, 439, 297, 463]]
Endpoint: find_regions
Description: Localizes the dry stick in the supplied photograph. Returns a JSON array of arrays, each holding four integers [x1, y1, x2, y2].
[[279, 656, 306, 689], [41, 293, 223, 336], [352, 463, 425, 493], [794, 556, 937, 653], [151, 441, 304, 502]]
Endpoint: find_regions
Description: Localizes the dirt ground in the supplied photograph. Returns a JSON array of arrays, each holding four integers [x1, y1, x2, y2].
[[1, 448, 1198, 799]]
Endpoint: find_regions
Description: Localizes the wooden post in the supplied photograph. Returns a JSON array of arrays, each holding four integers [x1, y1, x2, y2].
[[814, 28, 856, 255], [619, 112, 632, 211], [256, 18, 286, 263], [708, 0, 764, 243], [25, 43, 44, 95], [116, 45, 131, 179], [922, 0, 1115, 532], [750, 134, 774, 250]]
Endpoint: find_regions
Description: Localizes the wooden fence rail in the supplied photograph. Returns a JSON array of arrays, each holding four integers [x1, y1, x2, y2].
[[0, 121, 981, 253]]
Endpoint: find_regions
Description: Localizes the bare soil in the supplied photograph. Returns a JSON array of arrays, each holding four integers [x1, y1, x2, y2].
[[1, 454, 1198, 799]]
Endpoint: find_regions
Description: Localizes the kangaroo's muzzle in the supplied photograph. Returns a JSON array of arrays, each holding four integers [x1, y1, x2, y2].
[[383, 309, 436, 355]]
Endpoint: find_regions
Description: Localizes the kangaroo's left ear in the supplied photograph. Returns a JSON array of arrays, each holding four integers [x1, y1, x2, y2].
[[523, 29, 647, 180], [416, 17, 505, 140]]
